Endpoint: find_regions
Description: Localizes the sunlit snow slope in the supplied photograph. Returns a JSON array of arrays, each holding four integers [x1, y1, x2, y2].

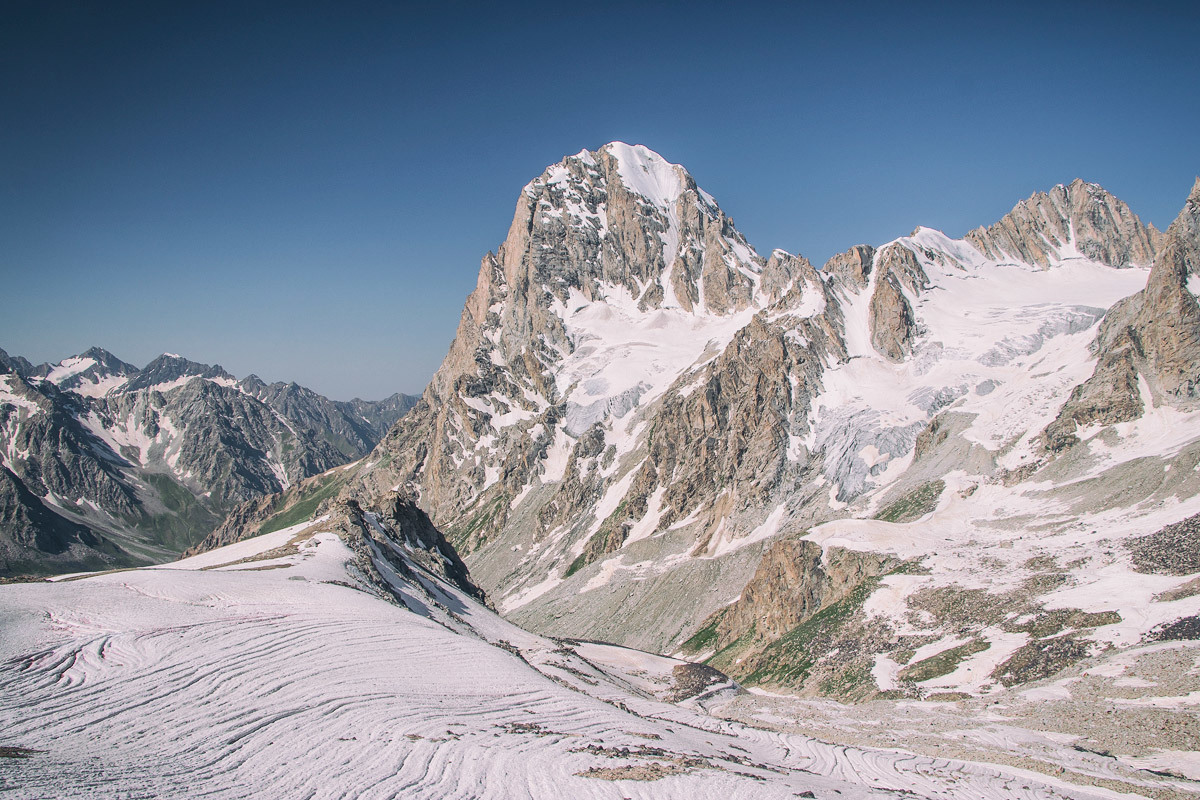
[[0, 519, 1124, 799]]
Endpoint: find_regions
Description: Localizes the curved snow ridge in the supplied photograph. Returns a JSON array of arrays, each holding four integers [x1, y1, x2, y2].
[[605, 141, 686, 209]]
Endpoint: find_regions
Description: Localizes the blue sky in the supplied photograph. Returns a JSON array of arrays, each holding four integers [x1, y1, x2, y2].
[[3, 0, 1197, 400]]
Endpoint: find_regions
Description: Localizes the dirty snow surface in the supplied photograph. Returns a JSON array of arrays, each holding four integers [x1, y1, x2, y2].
[[0, 522, 1124, 799]]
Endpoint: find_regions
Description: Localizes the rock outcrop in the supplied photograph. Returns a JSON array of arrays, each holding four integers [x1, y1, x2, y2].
[[711, 538, 897, 646], [1046, 177, 1200, 448], [823, 245, 875, 290], [966, 178, 1162, 268]]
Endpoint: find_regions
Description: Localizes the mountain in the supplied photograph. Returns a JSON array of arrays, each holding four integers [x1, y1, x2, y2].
[[0, 496, 1130, 798], [0, 349, 418, 576], [204, 145, 1200, 715]]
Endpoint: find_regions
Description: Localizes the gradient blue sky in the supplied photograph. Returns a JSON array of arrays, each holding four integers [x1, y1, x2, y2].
[[3, 0, 1197, 400]]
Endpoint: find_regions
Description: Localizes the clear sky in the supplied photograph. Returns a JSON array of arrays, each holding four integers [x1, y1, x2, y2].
[[3, 0, 1197, 400]]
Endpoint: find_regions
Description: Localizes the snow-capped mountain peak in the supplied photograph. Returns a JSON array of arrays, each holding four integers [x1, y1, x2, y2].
[[603, 141, 688, 209]]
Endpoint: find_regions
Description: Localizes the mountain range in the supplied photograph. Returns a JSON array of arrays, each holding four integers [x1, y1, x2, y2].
[[212, 143, 1200, 712], [0, 347, 417, 576], [5, 142, 1200, 794]]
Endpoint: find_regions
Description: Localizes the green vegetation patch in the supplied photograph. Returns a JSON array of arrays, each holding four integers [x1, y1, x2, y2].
[[140, 472, 220, 551], [899, 638, 990, 684], [260, 473, 344, 535], [819, 664, 873, 697], [741, 578, 879, 687], [705, 624, 758, 673], [564, 552, 589, 579], [680, 610, 726, 655], [874, 480, 945, 523], [446, 494, 507, 553]]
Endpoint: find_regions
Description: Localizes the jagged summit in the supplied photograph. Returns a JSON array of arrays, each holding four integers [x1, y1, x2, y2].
[[508, 141, 801, 321], [258, 154, 1199, 710], [525, 142, 704, 212], [121, 353, 235, 394], [965, 177, 1161, 268]]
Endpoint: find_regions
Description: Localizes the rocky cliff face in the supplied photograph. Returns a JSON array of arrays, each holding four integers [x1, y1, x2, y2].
[[965, 178, 1162, 268], [0, 349, 416, 576], [1045, 178, 1200, 449], [209, 145, 1200, 702], [351, 143, 806, 538]]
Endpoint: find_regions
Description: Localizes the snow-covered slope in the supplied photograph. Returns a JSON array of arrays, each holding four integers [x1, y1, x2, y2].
[[0, 513, 1132, 799]]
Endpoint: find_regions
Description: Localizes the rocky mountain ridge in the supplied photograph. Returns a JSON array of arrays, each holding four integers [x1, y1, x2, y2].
[[0, 347, 417, 576]]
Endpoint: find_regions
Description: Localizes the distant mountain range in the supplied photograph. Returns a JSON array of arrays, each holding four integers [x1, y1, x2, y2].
[[0, 347, 417, 576]]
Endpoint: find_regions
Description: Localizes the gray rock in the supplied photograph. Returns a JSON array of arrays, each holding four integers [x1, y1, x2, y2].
[[966, 178, 1162, 269]]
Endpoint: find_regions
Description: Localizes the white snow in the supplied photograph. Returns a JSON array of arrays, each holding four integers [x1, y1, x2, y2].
[[45, 356, 96, 385], [499, 570, 564, 613], [81, 411, 155, 466], [624, 486, 666, 544], [704, 502, 788, 559], [0, 523, 1134, 799], [539, 427, 574, 483], [1121, 750, 1200, 780], [0, 374, 41, 414], [550, 283, 758, 441], [605, 141, 685, 210]]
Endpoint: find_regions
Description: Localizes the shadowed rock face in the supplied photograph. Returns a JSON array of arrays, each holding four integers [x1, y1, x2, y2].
[[0, 464, 119, 575], [966, 178, 1162, 269]]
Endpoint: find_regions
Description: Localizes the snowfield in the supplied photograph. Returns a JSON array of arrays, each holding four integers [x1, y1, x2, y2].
[[0, 521, 1129, 799]]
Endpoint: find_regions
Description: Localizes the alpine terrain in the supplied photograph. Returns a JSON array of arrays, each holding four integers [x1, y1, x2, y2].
[[0, 493, 1150, 798], [0, 348, 416, 576], [4, 142, 1200, 797], [212, 143, 1200, 789]]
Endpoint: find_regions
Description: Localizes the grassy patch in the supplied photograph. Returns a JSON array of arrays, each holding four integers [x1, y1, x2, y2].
[[705, 624, 758, 673], [874, 480, 945, 523], [144, 472, 194, 513], [564, 552, 589, 578], [446, 494, 507, 552], [899, 638, 990, 683], [140, 473, 220, 551], [260, 474, 344, 534], [680, 612, 724, 655], [819, 664, 873, 697]]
